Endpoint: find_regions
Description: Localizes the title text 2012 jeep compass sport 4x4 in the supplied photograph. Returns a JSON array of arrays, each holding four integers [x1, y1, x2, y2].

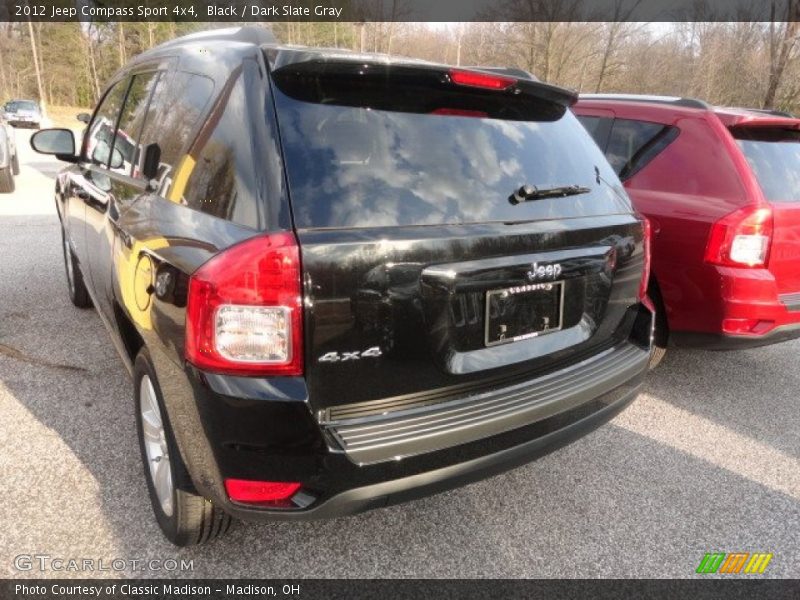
[[31, 28, 652, 545]]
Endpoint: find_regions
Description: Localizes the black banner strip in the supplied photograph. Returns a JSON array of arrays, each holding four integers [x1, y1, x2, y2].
[[1, 0, 799, 23], [4, 579, 800, 600]]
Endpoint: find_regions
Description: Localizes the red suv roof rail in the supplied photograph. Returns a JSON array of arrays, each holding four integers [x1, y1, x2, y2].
[[579, 93, 709, 110]]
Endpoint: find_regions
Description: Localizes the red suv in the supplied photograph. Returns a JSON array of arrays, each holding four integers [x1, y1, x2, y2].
[[574, 95, 800, 360]]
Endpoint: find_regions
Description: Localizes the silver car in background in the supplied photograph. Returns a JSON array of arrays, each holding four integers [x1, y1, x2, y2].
[[0, 114, 18, 193], [3, 99, 42, 129]]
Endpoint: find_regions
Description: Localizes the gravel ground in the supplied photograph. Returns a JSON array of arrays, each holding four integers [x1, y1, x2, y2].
[[1, 129, 798, 579]]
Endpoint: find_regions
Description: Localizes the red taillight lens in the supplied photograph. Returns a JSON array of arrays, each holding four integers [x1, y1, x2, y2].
[[225, 479, 301, 505], [449, 69, 516, 90], [638, 216, 652, 302], [185, 232, 303, 376], [704, 206, 773, 268]]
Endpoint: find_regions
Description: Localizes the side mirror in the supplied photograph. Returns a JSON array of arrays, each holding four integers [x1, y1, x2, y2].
[[77, 113, 91, 124], [30, 128, 78, 162], [142, 143, 161, 180]]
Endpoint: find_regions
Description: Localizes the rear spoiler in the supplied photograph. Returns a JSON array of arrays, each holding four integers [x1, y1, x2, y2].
[[270, 59, 577, 121]]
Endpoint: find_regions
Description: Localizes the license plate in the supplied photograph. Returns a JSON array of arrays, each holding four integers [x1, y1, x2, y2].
[[485, 282, 564, 347]]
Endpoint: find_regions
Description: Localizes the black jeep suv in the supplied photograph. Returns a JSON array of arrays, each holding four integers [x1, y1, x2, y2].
[[31, 27, 653, 545]]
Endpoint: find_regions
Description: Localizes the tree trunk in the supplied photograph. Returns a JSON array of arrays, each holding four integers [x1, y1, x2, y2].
[[27, 21, 46, 110], [455, 24, 464, 66], [763, 2, 800, 109], [0, 43, 8, 99], [86, 27, 101, 102], [118, 23, 127, 67], [595, 23, 619, 93]]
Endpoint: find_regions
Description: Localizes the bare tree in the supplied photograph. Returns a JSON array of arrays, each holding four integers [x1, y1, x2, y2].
[[763, 0, 800, 108], [26, 20, 45, 109]]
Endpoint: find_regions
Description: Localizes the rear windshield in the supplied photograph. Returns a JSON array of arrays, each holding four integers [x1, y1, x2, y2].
[[271, 68, 631, 229], [734, 128, 800, 203], [6, 101, 38, 113]]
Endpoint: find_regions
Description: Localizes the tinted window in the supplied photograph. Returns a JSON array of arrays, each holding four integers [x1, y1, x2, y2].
[[137, 71, 214, 199], [85, 80, 129, 168], [606, 118, 678, 181], [577, 115, 612, 149], [735, 128, 800, 203], [179, 61, 263, 229], [111, 71, 160, 177], [273, 94, 630, 229]]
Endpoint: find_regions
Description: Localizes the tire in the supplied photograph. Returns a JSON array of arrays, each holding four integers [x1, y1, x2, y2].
[[61, 228, 92, 308], [0, 165, 13, 193], [134, 349, 233, 546], [647, 280, 669, 370], [11, 152, 19, 176]]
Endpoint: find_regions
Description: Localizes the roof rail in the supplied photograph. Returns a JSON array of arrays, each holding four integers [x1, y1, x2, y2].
[[152, 26, 277, 51], [580, 93, 709, 109]]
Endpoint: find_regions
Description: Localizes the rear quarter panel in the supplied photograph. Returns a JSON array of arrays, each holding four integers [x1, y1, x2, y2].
[[607, 108, 751, 332]]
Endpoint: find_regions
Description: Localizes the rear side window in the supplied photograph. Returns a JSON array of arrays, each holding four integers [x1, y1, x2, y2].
[[733, 128, 800, 203], [272, 72, 631, 229], [85, 80, 129, 167], [605, 118, 678, 181], [180, 59, 264, 230], [111, 71, 160, 177], [137, 71, 214, 198], [577, 115, 613, 149]]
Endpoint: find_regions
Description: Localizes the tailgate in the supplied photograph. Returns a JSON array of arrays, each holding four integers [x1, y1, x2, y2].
[[732, 125, 800, 293], [270, 55, 645, 413]]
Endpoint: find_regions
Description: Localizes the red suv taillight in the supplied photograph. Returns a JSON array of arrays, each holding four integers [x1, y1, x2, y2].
[[704, 206, 773, 268], [638, 216, 652, 302], [185, 232, 303, 376]]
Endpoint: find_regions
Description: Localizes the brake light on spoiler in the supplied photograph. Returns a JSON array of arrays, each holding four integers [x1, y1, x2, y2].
[[448, 69, 516, 90]]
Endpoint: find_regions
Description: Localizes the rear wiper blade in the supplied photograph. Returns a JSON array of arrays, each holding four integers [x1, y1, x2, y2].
[[509, 184, 591, 205]]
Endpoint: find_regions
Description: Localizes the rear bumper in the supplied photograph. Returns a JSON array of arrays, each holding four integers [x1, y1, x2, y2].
[[665, 264, 800, 349], [225, 377, 644, 521], [7, 119, 39, 128], [151, 305, 651, 522], [672, 323, 800, 350]]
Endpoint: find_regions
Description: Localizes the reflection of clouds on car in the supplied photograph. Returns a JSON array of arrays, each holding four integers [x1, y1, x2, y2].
[[279, 101, 628, 230]]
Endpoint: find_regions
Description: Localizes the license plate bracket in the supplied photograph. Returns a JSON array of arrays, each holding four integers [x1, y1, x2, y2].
[[484, 282, 564, 347]]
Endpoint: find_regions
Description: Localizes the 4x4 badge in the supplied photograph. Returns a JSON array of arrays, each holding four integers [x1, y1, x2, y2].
[[319, 347, 383, 363]]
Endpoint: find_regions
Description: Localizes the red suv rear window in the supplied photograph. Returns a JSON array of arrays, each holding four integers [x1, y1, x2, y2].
[[733, 128, 800, 203]]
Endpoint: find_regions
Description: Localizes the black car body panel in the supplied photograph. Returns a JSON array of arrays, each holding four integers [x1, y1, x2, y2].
[[41, 28, 651, 521]]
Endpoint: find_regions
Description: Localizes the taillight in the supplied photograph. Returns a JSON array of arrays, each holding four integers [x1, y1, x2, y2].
[[448, 69, 516, 90], [185, 232, 303, 376], [638, 216, 652, 302], [225, 479, 301, 506], [704, 206, 773, 268]]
